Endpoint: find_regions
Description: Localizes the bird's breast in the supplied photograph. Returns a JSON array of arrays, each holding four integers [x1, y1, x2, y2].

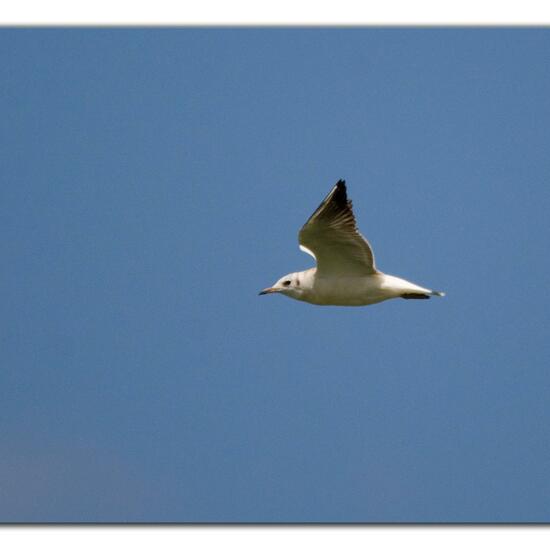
[[304, 274, 393, 306]]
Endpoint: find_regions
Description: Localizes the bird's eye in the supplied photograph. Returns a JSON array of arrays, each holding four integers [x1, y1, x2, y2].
[[283, 280, 291, 286]]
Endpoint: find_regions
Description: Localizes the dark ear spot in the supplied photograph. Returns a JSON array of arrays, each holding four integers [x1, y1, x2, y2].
[[296, 279, 300, 286]]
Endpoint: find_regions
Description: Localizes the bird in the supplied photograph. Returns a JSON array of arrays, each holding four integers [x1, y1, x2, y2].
[[259, 179, 445, 307]]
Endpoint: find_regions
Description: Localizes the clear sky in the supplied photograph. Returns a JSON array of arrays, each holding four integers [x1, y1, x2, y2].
[[1, 28, 550, 522]]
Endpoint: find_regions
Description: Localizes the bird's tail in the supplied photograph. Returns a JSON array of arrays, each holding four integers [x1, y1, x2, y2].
[[401, 289, 446, 300], [430, 290, 445, 297]]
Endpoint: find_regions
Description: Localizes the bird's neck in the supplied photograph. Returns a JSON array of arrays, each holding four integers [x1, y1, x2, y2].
[[296, 268, 317, 289]]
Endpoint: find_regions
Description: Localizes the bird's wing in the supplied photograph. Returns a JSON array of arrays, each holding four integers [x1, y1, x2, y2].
[[298, 180, 378, 276]]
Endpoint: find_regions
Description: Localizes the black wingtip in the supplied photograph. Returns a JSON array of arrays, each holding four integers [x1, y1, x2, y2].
[[332, 179, 348, 205], [302, 178, 354, 226]]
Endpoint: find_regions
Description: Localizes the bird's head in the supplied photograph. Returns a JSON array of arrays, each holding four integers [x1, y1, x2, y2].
[[259, 272, 302, 298]]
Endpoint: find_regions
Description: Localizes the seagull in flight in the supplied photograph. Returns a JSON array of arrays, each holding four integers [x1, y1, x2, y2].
[[259, 180, 445, 306]]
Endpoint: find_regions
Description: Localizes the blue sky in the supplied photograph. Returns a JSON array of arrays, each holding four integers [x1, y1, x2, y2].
[[1, 28, 550, 522]]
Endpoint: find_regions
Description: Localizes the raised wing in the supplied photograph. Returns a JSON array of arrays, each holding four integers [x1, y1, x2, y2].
[[298, 180, 377, 276]]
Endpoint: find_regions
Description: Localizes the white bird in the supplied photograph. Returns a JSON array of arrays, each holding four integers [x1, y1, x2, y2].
[[259, 180, 445, 306]]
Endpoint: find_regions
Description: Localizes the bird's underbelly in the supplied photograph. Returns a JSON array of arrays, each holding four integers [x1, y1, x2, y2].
[[305, 275, 395, 306]]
